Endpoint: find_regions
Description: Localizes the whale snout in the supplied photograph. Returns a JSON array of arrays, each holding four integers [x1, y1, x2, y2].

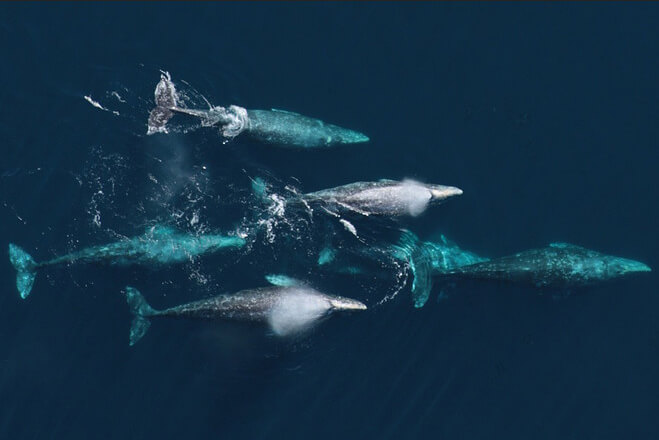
[[609, 257, 652, 277], [430, 185, 463, 201], [624, 260, 652, 274], [339, 130, 369, 144], [329, 297, 367, 311]]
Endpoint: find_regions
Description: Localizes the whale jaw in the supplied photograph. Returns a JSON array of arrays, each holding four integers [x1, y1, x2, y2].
[[612, 258, 652, 276], [429, 185, 463, 201], [328, 297, 367, 311]]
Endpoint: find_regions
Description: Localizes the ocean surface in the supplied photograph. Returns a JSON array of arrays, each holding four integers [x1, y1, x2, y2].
[[1, 3, 658, 439]]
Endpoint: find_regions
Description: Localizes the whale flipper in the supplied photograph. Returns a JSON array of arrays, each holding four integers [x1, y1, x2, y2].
[[265, 274, 304, 288], [125, 287, 157, 346], [8, 244, 37, 299]]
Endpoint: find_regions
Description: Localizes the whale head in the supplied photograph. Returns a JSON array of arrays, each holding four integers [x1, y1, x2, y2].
[[601, 256, 651, 280], [267, 289, 365, 337], [428, 184, 463, 203]]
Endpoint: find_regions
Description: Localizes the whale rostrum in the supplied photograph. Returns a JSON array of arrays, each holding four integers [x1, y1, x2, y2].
[[8, 225, 245, 299], [125, 283, 367, 346], [148, 72, 369, 148]]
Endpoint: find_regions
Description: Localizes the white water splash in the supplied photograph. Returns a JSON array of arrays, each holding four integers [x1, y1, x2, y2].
[[84, 95, 120, 116], [340, 219, 358, 237]]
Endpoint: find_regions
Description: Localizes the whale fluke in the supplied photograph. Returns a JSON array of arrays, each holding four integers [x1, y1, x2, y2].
[[126, 287, 157, 346], [8, 244, 38, 299], [392, 231, 433, 308]]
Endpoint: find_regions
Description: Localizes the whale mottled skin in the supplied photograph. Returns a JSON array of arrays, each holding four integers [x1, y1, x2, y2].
[[444, 243, 651, 287], [125, 284, 367, 345], [147, 72, 369, 148], [303, 179, 463, 217], [8, 225, 245, 299]]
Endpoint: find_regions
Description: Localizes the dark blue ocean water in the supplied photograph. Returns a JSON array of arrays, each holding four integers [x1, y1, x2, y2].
[[1, 3, 658, 439]]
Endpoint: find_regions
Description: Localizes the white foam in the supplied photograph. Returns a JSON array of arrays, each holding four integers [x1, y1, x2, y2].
[[340, 219, 358, 237], [84, 95, 119, 116], [110, 91, 126, 103], [84, 95, 105, 110]]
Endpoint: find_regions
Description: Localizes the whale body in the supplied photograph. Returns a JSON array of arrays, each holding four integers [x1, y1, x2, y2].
[[444, 243, 651, 287], [303, 179, 463, 217], [147, 72, 369, 148], [8, 225, 245, 299], [125, 284, 367, 345]]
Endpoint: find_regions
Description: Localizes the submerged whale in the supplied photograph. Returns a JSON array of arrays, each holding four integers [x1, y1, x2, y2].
[[9, 225, 246, 299], [315, 230, 485, 308], [303, 179, 463, 217], [391, 230, 487, 307], [125, 282, 367, 345], [147, 72, 369, 148], [443, 242, 651, 288]]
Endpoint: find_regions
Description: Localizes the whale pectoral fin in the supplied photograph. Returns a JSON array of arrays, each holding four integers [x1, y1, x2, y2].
[[265, 274, 304, 287], [8, 244, 38, 299], [317, 247, 337, 266]]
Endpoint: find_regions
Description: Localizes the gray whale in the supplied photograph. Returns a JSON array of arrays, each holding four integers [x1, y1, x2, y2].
[[9, 225, 245, 299], [303, 179, 463, 217], [445, 242, 651, 288], [147, 72, 369, 148], [126, 283, 367, 345]]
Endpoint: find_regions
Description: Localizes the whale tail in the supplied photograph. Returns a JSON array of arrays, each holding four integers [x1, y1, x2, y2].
[[8, 244, 38, 299], [125, 287, 157, 346], [393, 231, 433, 308], [147, 71, 178, 135]]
